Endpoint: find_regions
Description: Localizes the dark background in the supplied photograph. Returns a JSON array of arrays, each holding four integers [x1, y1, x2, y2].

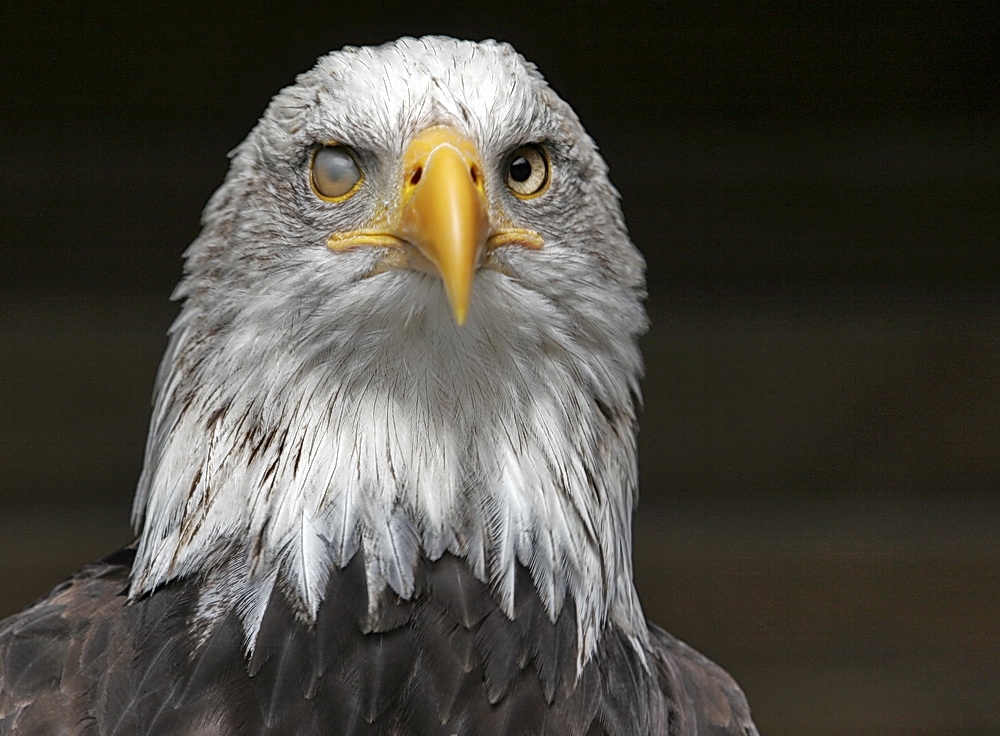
[[2, 2, 998, 734]]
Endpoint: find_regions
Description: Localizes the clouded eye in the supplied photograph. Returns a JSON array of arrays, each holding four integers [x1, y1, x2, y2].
[[311, 144, 364, 201], [505, 144, 550, 198]]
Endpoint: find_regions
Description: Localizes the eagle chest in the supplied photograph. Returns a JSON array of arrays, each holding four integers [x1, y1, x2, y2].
[[0, 551, 656, 736]]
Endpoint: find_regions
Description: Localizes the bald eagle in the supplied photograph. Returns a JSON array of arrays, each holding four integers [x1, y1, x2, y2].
[[0, 37, 758, 736]]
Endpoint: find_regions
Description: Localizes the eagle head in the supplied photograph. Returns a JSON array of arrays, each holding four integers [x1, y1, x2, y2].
[[130, 36, 648, 661]]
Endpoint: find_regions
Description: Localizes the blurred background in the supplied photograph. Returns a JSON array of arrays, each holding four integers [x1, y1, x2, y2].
[[1, 2, 997, 734]]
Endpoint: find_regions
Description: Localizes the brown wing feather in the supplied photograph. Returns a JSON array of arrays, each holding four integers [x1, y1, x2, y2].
[[0, 549, 135, 735], [647, 624, 759, 736]]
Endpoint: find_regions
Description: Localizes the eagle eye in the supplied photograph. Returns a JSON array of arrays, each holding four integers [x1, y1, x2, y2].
[[505, 144, 550, 198], [311, 144, 364, 201]]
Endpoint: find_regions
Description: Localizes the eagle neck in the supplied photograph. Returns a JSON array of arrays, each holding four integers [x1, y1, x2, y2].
[[130, 276, 649, 663]]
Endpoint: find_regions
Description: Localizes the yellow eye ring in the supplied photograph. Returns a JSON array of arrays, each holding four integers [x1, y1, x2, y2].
[[310, 143, 364, 201], [504, 144, 550, 199]]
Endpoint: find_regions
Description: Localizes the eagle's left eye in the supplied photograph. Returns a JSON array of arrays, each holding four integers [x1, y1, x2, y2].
[[505, 144, 550, 198], [311, 144, 364, 201]]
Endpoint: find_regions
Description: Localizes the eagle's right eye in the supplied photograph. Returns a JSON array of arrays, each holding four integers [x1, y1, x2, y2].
[[311, 144, 364, 201]]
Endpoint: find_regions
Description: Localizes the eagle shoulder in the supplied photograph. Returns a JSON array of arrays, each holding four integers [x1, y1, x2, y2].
[[647, 624, 759, 736], [0, 548, 134, 734]]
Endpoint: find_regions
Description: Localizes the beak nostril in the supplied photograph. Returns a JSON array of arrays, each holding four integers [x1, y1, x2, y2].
[[410, 167, 423, 186], [469, 166, 480, 185]]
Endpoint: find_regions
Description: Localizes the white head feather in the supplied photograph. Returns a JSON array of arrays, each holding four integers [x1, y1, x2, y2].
[[129, 36, 649, 664]]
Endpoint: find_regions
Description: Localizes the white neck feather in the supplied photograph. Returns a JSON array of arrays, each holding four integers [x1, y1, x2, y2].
[[130, 266, 647, 663]]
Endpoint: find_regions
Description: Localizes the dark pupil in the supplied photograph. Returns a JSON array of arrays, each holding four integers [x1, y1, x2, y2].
[[509, 156, 532, 182]]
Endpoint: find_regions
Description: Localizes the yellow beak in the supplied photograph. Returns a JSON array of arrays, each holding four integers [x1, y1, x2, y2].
[[397, 126, 490, 326]]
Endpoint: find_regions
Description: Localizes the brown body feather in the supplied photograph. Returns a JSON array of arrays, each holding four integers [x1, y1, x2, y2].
[[0, 550, 756, 735]]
